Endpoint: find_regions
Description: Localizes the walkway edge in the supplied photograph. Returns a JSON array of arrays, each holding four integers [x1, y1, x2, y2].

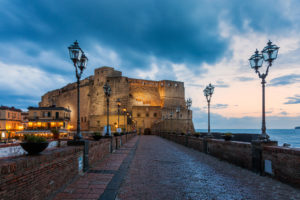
[[99, 136, 140, 200]]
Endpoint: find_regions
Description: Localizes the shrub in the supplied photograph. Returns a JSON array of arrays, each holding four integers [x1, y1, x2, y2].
[[113, 132, 120, 137], [193, 133, 200, 137], [93, 132, 102, 136], [224, 132, 232, 137], [24, 135, 47, 143]]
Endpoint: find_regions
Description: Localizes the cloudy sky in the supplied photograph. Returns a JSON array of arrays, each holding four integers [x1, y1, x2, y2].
[[0, 0, 300, 129]]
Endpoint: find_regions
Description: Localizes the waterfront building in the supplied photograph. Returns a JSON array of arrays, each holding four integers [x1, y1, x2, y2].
[[17, 106, 72, 138], [0, 106, 23, 139], [39, 66, 194, 134]]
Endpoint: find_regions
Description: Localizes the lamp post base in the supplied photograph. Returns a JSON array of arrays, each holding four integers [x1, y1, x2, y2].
[[258, 134, 270, 141]]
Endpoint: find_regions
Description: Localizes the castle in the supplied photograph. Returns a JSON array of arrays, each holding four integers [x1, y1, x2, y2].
[[39, 66, 194, 134]]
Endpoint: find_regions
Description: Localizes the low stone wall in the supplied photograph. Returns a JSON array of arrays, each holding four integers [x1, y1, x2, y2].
[[0, 146, 83, 200], [208, 139, 252, 170], [156, 132, 300, 188], [263, 146, 300, 186], [88, 138, 111, 167], [0, 134, 136, 200]]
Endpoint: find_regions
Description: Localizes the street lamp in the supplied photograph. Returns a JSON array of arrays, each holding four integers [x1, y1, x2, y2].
[[126, 112, 130, 133], [116, 99, 121, 130], [176, 106, 180, 133], [68, 40, 88, 140], [204, 83, 214, 136], [169, 111, 173, 133], [122, 108, 127, 133], [103, 82, 111, 136], [186, 98, 192, 135], [249, 40, 279, 140]]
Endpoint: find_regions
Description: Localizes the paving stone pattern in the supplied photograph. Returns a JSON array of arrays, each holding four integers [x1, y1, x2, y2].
[[53, 137, 138, 200], [116, 136, 300, 200], [54, 136, 300, 200]]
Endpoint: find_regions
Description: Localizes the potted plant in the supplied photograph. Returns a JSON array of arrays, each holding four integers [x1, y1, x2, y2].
[[223, 132, 233, 141], [20, 135, 49, 155], [92, 132, 102, 140], [193, 133, 200, 138], [51, 129, 60, 140]]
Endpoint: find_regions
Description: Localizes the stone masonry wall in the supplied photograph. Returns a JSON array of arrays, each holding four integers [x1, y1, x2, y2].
[[208, 139, 252, 170], [263, 146, 300, 187]]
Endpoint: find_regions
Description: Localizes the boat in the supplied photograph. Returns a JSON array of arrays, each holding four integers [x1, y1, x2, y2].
[[295, 127, 300, 129]]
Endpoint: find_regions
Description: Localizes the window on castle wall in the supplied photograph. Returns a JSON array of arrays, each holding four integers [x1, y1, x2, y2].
[[153, 113, 157, 117], [146, 113, 149, 117], [84, 117, 86, 122], [137, 113, 141, 117]]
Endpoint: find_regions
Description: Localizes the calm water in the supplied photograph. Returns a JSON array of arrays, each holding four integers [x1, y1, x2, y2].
[[196, 129, 300, 148]]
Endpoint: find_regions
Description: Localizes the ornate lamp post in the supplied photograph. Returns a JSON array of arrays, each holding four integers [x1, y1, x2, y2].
[[103, 82, 111, 136], [126, 112, 130, 133], [204, 84, 214, 136], [169, 111, 173, 133], [122, 108, 127, 132], [116, 99, 121, 130], [249, 40, 279, 140], [68, 40, 88, 140], [186, 98, 192, 135], [176, 106, 180, 133]]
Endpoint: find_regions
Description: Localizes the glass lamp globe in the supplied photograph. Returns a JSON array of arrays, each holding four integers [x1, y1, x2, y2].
[[249, 49, 263, 71], [68, 40, 83, 62], [262, 40, 279, 62]]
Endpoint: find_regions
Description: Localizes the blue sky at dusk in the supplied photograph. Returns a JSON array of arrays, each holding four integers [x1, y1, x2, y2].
[[0, 0, 300, 128]]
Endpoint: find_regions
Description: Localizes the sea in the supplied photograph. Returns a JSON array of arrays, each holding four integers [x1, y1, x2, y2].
[[196, 129, 300, 148]]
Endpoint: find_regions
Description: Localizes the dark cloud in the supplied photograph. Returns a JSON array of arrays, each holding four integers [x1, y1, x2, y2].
[[236, 76, 254, 82], [192, 107, 300, 129], [280, 111, 288, 115], [0, 0, 299, 108], [215, 81, 229, 88], [270, 74, 300, 86], [0, 0, 296, 72], [211, 104, 228, 109], [284, 95, 300, 104]]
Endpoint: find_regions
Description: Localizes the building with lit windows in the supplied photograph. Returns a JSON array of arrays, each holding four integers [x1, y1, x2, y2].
[[0, 106, 23, 139], [20, 106, 72, 138]]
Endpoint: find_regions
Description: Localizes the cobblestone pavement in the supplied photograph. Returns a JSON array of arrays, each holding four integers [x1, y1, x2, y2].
[[116, 135, 300, 200]]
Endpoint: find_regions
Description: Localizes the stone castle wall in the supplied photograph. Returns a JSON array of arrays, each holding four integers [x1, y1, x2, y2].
[[39, 66, 194, 134]]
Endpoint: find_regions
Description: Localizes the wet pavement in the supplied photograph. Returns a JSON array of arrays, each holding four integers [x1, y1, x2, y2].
[[116, 135, 300, 200], [53, 135, 300, 200]]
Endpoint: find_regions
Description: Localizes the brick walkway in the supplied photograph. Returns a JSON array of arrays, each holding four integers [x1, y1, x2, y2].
[[54, 136, 300, 200], [53, 136, 139, 200]]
